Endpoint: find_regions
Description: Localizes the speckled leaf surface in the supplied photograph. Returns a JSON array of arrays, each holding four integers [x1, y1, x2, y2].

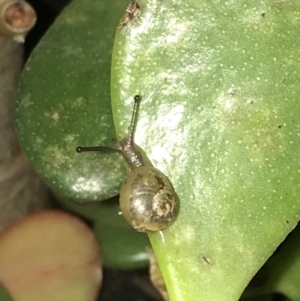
[[111, 1, 300, 300], [16, 0, 130, 204]]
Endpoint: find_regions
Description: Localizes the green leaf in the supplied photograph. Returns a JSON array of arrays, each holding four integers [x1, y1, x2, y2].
[[16, 0, 130, 204], [111, 1, 300, 300], [16, 0, 153, 270]]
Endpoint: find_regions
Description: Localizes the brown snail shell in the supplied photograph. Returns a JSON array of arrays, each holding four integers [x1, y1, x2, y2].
[[120, 166, 177, 232]]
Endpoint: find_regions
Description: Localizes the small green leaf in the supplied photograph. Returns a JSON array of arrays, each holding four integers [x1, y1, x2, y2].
[[111, 1, 300, 300], [16, 0, 130, 203]]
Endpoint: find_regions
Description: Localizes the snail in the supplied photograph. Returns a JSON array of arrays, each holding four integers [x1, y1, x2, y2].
[[76, 95, 178, 232]]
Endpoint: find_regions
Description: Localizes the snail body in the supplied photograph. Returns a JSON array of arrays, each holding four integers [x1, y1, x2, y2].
[[77, 95, 178, 232]]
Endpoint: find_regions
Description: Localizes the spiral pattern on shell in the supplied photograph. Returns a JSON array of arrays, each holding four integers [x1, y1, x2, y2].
[[120, 166, 178, 232]]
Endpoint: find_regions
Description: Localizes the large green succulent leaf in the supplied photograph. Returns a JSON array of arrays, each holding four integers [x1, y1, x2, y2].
[[111, 1, 300, 301], [16, 0, 130, 204]]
